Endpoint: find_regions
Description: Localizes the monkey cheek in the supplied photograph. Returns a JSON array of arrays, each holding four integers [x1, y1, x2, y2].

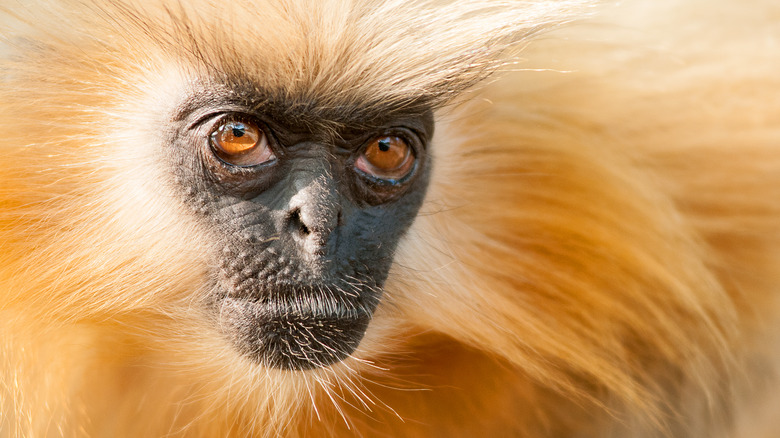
[[218, 297, 372, 370]]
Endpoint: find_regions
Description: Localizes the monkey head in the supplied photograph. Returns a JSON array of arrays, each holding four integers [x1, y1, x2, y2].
[[0, 0, 599, 392], [81, 0, 568, 374]]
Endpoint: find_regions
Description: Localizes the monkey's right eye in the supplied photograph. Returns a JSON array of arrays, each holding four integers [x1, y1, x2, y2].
[[209, 118, 276, 167]]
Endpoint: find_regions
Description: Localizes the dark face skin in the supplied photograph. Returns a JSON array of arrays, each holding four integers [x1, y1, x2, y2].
[[163, 82, 433, 370]]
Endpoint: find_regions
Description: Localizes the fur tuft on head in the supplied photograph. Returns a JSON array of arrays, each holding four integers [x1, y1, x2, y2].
[[3, 0, 597, 122]]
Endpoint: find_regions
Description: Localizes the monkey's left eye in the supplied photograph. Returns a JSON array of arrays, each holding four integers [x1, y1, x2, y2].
[[210, 118, 276, 167], [355, 135, 416, 181]]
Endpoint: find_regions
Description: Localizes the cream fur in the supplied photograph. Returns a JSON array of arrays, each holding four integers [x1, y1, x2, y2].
[[1, 0, 780, 436]]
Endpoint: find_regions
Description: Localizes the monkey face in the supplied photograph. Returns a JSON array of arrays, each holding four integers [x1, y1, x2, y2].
[[161, 84, 434, 370]]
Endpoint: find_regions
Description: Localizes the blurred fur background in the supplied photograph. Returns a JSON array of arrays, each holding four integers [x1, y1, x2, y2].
[[1, 0, 780, 436]]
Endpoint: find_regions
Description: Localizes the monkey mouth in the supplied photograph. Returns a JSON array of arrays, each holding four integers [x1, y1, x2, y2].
[[217, 289, 377, 370]]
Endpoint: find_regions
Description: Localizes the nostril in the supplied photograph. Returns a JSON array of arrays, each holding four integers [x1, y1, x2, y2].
[[298, 221, 310, 237], [288, 208, 310, 237]]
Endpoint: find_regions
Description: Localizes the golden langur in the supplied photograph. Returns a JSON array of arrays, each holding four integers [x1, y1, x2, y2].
[[2, 0, 780, 436]]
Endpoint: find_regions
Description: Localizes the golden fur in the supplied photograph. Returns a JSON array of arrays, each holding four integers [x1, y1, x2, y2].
[[1, 0, 780, 436]]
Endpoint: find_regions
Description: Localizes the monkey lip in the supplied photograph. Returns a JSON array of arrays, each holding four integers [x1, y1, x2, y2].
[[218, 295, 374, 370]]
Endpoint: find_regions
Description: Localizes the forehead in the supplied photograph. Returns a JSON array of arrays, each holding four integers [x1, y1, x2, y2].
[[175, 76, 434, 138]]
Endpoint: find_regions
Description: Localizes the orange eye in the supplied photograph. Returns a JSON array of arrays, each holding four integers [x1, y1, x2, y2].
[[355, 136, 415, 180], [210, 119, 275, 167]]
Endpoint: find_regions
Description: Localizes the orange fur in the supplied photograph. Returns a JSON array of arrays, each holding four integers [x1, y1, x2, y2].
[[2, 0, 780, 436]]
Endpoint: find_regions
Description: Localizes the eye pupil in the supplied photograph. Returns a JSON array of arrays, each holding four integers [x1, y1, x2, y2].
[[232, 127, 245, 138], [377, 139, 390, 152]]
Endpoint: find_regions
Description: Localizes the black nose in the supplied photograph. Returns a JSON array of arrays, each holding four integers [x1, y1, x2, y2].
[[285, 173, 340, 255]]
